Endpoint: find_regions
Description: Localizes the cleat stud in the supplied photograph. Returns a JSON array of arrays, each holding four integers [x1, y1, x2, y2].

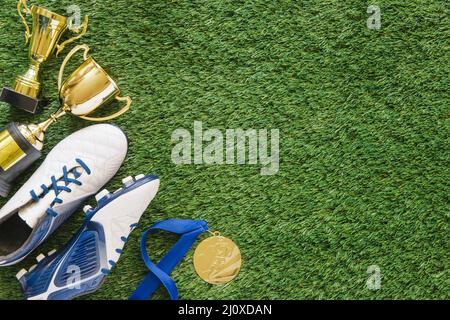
[[16, 269, 27, 280], [47, 249, 57, 256], [36, 253, 45, 262], [122, 176, 134, 186], [95, 189, 110, 202], [135, 174, 145, 180], [83, 205, 93, 213], [29, 264, 37, 272]]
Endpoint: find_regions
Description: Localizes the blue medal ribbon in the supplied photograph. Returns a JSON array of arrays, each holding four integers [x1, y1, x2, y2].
[[129, 219, 209, 300]]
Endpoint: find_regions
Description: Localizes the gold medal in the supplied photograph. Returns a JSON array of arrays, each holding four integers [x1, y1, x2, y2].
[[193, 231, 242, 285]]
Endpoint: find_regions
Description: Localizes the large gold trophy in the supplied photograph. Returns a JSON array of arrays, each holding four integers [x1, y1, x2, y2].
[[0, 45, 132, 197], [0, 0, 88, 114]]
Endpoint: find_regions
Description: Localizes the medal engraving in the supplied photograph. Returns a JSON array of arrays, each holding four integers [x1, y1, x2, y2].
[[193, 235, 241, 285]]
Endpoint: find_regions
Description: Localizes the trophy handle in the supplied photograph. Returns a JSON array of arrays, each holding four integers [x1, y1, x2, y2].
[[78, 96, 132, 122], [58, 44, 91, 91], [17, 0, 31, 44], [55, 16, 89, 56]]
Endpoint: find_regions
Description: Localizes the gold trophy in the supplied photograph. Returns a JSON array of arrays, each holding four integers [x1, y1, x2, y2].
[[0, 0, 88, 114], [0, 45, 132, 197]]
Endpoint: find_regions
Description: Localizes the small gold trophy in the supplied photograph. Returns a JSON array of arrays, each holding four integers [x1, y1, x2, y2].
[[0, 0, 88, 114], [0, 45, 132, 197]]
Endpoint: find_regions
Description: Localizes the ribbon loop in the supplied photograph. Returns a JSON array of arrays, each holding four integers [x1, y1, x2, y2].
[[129, 219, 209, 300]]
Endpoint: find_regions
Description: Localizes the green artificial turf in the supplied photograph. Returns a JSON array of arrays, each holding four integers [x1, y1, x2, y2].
[[0, 0, 448, 300]]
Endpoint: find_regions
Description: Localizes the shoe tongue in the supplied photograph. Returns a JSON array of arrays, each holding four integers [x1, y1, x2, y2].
[[18, 192, 55, 228], [17, 165, 84, 228]]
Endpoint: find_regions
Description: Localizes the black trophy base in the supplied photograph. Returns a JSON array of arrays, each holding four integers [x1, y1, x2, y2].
[[0, 87, 40, 114], [0, 178, 11, 198], [0, 122, 42, 198]]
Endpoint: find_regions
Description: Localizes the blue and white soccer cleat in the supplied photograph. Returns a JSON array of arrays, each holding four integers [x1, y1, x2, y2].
[[16, 174, 160, 300], [0, 124, 128, 266]]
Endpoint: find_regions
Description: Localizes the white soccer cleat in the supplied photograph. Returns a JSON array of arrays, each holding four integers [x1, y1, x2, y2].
[[0, 124, 128, 266], [17, 174, 160, 300]]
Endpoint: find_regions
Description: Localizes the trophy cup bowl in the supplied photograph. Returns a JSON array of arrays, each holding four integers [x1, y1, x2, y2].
[[0, 0, 88, 114], [58, 44, 132, 122]]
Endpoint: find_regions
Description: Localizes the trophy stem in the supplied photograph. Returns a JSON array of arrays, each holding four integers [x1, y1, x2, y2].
[[34, 118, 54, 136], [0, 106, 68, 197], [23, 60, 41, 83], [13, 60, 42, 99], [20, 108, 67, 149]]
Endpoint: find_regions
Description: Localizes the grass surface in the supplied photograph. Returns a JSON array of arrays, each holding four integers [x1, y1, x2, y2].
[[0, 0, 448, 300]]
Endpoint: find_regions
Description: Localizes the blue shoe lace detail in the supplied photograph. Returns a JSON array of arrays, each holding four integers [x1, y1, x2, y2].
[[100, 223, 138, 275], [29, 159, 92, 218]]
